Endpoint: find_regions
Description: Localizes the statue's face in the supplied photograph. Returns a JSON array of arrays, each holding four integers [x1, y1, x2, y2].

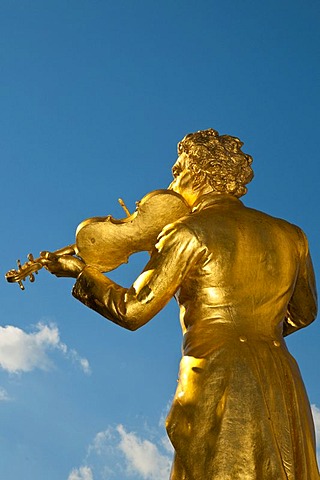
[[168, 153, 202, 207]]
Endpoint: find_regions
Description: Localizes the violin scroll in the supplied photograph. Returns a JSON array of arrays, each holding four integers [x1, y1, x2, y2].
[[5, 254, 42, 290], [5, 245, 76, 290]]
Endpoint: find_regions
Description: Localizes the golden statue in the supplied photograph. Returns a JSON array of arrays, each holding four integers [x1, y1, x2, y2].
[[6, 129, 319, 479]]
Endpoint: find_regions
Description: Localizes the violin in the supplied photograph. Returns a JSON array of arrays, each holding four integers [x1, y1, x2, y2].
[[5, 189, 190, 290]]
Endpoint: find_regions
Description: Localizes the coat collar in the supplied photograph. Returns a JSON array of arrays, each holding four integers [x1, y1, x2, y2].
[[192, 192, 243, 212]]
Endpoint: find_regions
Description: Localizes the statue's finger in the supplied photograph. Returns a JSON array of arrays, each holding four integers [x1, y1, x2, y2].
[[40, 251, 58, 261]]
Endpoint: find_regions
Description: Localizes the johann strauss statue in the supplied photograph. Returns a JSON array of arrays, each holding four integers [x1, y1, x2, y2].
[[8, 129, 319, 479]]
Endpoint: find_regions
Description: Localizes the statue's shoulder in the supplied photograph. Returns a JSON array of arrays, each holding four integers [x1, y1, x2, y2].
[[244, 204, 306, 243]]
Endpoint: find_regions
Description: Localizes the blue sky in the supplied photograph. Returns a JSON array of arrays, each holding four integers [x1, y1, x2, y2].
[[1, 1, 319, 479]]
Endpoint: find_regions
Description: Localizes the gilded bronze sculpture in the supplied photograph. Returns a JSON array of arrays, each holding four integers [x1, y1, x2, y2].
[[6, 129, 319, 479]]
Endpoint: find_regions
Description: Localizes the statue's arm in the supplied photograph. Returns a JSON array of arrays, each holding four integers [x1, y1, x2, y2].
[[72, 223, 203, 330], [283, 232, 318, 336]]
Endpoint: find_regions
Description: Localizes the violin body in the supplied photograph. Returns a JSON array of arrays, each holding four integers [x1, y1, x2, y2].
[[75, 189, 190, 271], [5, 189, 190, 288]]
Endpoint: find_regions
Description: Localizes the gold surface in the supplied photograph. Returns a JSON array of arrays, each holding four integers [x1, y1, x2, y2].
[[75, 189, 190, 271], [6, 129, 319, 479]]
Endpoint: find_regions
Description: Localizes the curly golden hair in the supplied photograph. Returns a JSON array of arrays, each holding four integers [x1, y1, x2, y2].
[[177, 128, 254, 197]]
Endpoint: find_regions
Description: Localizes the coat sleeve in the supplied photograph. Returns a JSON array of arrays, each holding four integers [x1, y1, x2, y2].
[[72, 222, 205, 330], [283, 229, 318, 336]]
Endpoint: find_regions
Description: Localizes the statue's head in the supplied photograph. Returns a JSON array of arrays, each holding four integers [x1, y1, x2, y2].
[[174, 128, 253, 199]]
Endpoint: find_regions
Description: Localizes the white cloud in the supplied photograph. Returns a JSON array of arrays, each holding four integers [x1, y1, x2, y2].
[[117, 424, 172, 479], [0, 323, 90, 374], [311, 404, 320, 463], [89, 430, 114, 456], [0, 387, 11, 401], [64, 348, 91, 375], [79, 357, 91, 374], [70, 419, 173, 480], [68, 466, 93, 480], [160, 434, 174, 455]]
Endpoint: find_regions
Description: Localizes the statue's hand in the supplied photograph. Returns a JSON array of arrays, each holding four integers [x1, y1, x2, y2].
[[40, 251, 85, 278]]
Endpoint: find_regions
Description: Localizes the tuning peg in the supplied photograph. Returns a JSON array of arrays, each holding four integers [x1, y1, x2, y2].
[[29, 274, 35, 283], [17, 259, 22, 270], [18, 280, 25, 290], [27, 253, 34, 262]]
